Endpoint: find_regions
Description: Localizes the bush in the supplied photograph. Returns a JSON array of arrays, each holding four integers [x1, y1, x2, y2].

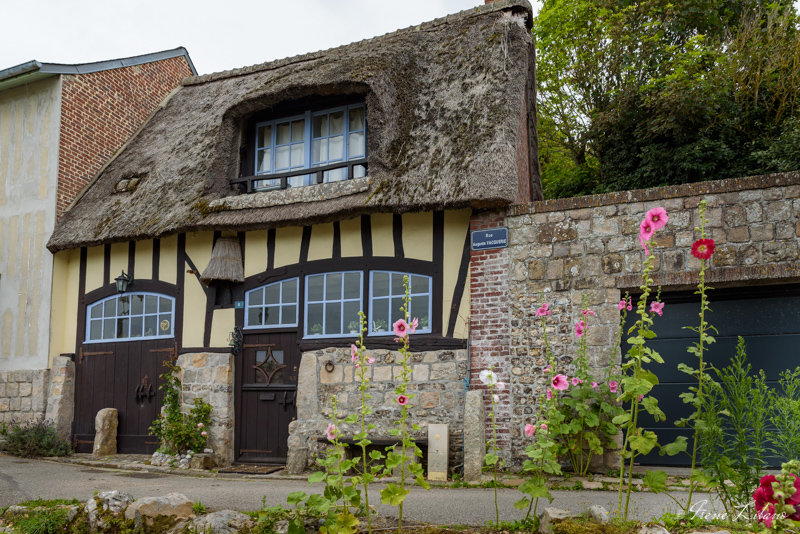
[[3, 418, 73, 458]]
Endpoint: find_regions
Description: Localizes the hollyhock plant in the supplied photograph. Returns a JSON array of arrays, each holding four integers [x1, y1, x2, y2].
[[479, 369, 498, 386], [645, 206, 669, 231], [351, 344, 358, 363], [397, 395, 408, 406], [367, 356, 375, 365], [618, 300, 626, 310], [627, 299, 632, 311], [326, 423, 338, 440], [551, 374, 569, 390], [540, 423, 547, 430], [201, 431, 207, 437], [582, 309, 595, 317], [543, 365, 552, 373], [546, 390, 552, 400], [409, 318, 419, 334], [691, 238, 715, 260], [650, 301, 664, 316], [609, 380, 618, 393], [393, 319, 409, 337], [572, 377, 584, 386], [591, 382, 598, 389], [575, 320, 586, 338], [524, 423, 536, 437], [496, 382, 505, 391], [754, 470, 800, 528]]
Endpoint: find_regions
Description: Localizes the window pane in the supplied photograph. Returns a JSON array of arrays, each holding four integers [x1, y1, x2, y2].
[[307, 275, 324, 301], [144, 315, 157, 337], [325, 302, 341, 335], [282, 279, 297, 304], [282, 304, 297, 325], [257, 149, 271, 174], [329, 135, 343, 160], [104, 299, 116, 317], [273, 350, 284, 364], [249, 288, 264, 306], [276, 122, 291, 144], [264, 284, 280, 305], [330, 111, 344, 135], [275, 145, 290, 169], [117, 296, 129, 316], [159, 315, 171, 335], [145, 295, 158, 314], [256, 350, 267, 364], [371, 299, 389, 332], [349, 107, 364, 130], [344, 272, 361, 299], [103, 319, 115, 339], [257, 125, 271, 149], [391, 273, 405, 296], [159, 297, 172, 313], [291, 120, 305, 142], [411, 275, 429, 294], [411, 295, 430, 327], [290, 143, 304, 168], [349, 132, 365, 158], [90, 320, 102, 340], [90, 303, 102, 319], [373, 272, 390, 297], [131, 294, 144, 315], [353, 164, 366, 178], [313, 115, 327, 138], [313, 139, 327, 163], [256, 178, 280, 191], [391, 296, 405, 325], [116, 318, 129, 338], [264, 305, 279, 326], [307, 303, 324, 335], [248, 306, 263, 326], [326, 273, 342, 300], [324, 168, 346, 182], [342, 301, 360, 333], [287, 174, 313, 188], [130, 316, 143, 338]]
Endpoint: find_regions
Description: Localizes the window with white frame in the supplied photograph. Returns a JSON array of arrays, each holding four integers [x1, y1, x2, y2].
[[86, 293, 174, 342], [245, 278, 299, 328], [305, 272, 362, 337], [369, 272, 432, 335], [254, 103, 366, 191]]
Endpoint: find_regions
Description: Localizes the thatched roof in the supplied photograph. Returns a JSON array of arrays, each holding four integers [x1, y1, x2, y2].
[[48, 0, 536, 252]]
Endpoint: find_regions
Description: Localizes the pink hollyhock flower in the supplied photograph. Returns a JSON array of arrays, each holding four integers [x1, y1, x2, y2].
[[397, 395, 409, 405], [493, 394, 499, 403], [591, 382, 598, 388], [201, 431, 207, 437], [540, 423, 548, 430], [640, 219, 655, 241], [351, 344, 358, 363], [535, 303, 551, 316], [638, 233, 650, 256], [197, 423, 203, 428], [582, 309, 595, 317], [546, 390, 553, 400], [650, 301, 665, 316], [393, 319, 409, 337], [524, 424, 536, 437], [543, 365, 552, 373], [754, 474, 800, 526], [355, 363, 360, 369], [609, 380, 618, 393], [575, 320, 586, 338], [367, 357, 375, 365], [496, 382, 505, 391], [572, 377, 584, 386], [409, 318, 419, 334], [326, 423, 337, 440], [551, 374, 569, 390], [639, 395, 644, 402], [645, 207, 669, 231], [691, 238, 715, 260], [627, 298, 632, 311], [618, 300, 626, 310]]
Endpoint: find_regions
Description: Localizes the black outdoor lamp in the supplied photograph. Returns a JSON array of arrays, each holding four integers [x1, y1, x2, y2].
[[115, 270, 134, 293]]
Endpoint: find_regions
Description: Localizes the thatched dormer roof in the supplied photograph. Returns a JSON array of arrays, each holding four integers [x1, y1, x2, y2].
[[48, 0, 537, 252]]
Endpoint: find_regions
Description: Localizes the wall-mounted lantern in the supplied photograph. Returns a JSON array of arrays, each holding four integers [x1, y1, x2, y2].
[[115, 271, 134, 293]]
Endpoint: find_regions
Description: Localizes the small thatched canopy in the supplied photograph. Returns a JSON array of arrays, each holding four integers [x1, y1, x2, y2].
[[200, 237, 244, 285], [48, 0, 538, 252]]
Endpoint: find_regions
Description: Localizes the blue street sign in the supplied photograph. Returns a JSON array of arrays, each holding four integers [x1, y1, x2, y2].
[[471, 227, 509, 251], [234, 301, 244, 309]]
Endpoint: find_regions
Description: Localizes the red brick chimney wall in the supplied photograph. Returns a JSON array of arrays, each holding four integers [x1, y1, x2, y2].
[[56, 56, 193, 218]]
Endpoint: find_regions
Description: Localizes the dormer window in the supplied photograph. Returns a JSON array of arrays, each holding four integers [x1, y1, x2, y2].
[[237, 100, 367, 193]]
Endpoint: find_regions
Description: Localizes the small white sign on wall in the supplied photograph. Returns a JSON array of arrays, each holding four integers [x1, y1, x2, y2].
[[427, 423, 449, 481]]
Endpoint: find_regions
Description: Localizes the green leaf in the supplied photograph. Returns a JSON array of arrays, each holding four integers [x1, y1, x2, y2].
[[306, 494, 331, 514], [343, 414, 358, 424], [514, 497, 531, 511], [286, 491, 307, 506], [612, 413, 631, 425], [484, 453, 499, 466], [380, 483, 410, 506], [642, 470, 668, 493], [288, 517, 306, 534], [660, 436, 688, 456], [308, 471, 326, 484], [629, 430, 658, 455]]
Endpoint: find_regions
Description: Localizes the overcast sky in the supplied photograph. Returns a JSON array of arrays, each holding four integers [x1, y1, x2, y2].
[[0, 0, 542, 76]]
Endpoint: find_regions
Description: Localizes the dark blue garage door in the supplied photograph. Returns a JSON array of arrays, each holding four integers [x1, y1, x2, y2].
[[623, 284, 800, 466]]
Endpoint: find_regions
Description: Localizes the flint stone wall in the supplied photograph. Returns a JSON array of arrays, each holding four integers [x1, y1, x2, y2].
[[176, 353, 235, 467], [0, 369, 48, 423], [500, 171, 800, 468], [291, 347, 469, 473]]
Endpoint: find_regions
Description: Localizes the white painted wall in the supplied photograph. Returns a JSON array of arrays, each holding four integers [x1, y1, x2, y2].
[[0, 76, 62, 370]]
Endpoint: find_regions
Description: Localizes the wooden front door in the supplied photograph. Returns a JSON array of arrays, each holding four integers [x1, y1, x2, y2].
[[73, 339, 175, 453], [234, 331, 300, 463]]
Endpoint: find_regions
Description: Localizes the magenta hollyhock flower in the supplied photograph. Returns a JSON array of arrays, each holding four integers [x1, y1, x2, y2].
[[639, 395, 644, 402], [351, 344, 358, 363], [582, 309, 595, 317], [572, 377, 584, 386], [650, 301, 665, 316], [367, 356, 375, 365], [552, 374, 569, 390], [638, 233, 650, 256], [524, 423, 536, 437], [627, 298, 632, 311], [692, 238, 715, 260], [754, 474, 800, 526], [609, 380, 619, 393], [618, 300, 626, 310], [535, 303, 551, 316], [645, 207, 669, 231], [540, 423, 548, 430], [640, 219, 655, 241], [543, 364, 552, 373], [546, 390, 553, 400], [409, 318, 419, 334], [591, 382, 598, 388], [326, 423, 337, 440], [397, 395, 409, 405], [393, 319, 409, 337], [575, 320, 586, 338]]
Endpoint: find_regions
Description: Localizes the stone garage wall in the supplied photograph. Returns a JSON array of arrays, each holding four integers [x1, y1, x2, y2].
[[0, 369, 49, 423], [292, 347, 469, 473], [483, 171, 800, 468]]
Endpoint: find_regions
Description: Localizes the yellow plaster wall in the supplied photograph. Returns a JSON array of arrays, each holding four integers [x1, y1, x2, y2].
[[134, 240, 153, 281], [453, 266, 471, 339], [339, 217, 362, 257], [159, 235, 178, 285], [85, 246, 105, 292], [50, 249, 80, 361], [211, 308, 236, 347], [274, 227, 303, 268], [308, 223, 334, 261], [182, 232, 214, 347], [442, 209, 471, 334], [109, 242, 128, 282], [245, 230, 269, 276], [371, 213, 394, 257], [402, 212, 433, 262]]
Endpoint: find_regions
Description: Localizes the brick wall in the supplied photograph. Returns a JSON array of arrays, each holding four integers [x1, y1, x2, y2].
[[468, 210, 513, 457], [56, 56, 193, 218]]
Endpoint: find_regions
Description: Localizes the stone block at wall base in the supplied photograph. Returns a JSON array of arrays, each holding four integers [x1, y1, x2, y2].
[[45, 356, 75, 436], [463, 390, 486, 482], [0, 368, 50, 424], [93, 408, 118, 456]]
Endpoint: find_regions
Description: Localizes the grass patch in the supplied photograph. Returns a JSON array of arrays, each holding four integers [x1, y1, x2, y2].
[[9, 508, 70, 534], [17, 499, 80, 509]]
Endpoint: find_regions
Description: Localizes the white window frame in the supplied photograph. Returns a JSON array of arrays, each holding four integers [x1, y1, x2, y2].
[[303, 271, 363, 339], [368, 271, 433, 337], [244, 278, 300, 330], [85, 292, 175, 343]]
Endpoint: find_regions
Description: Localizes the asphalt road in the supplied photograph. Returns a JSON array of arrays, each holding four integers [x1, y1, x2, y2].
[[0, 454, 715, 525]]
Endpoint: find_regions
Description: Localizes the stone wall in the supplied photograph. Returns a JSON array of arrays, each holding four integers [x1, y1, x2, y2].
[[473, 171, 800, 468], [292, 347, 469, 473], [0, 369, 49, 423], [45, 356, 75, 436], [176, 353, 235, 467]]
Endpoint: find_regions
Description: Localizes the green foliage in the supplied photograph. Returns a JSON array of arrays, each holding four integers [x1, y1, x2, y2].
[[769, 367, 800, 461], [149, 359, 212, 455], [192, 502, 207, 515], [535, 0, 800, 198], [2, 418, 72, 458], [10, 508, 71, 534], [658, 512, 712, 533]]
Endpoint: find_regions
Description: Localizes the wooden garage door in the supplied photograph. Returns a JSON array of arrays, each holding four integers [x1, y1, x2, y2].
[[624, 285, 800, 466]]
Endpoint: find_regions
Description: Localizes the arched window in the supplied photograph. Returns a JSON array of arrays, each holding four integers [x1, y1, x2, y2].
[[85, 293, 174, 342], [245, 278, 299, 329]]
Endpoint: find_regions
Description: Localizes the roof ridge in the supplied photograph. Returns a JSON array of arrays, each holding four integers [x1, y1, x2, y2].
[[184, 0, 530, 86]]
